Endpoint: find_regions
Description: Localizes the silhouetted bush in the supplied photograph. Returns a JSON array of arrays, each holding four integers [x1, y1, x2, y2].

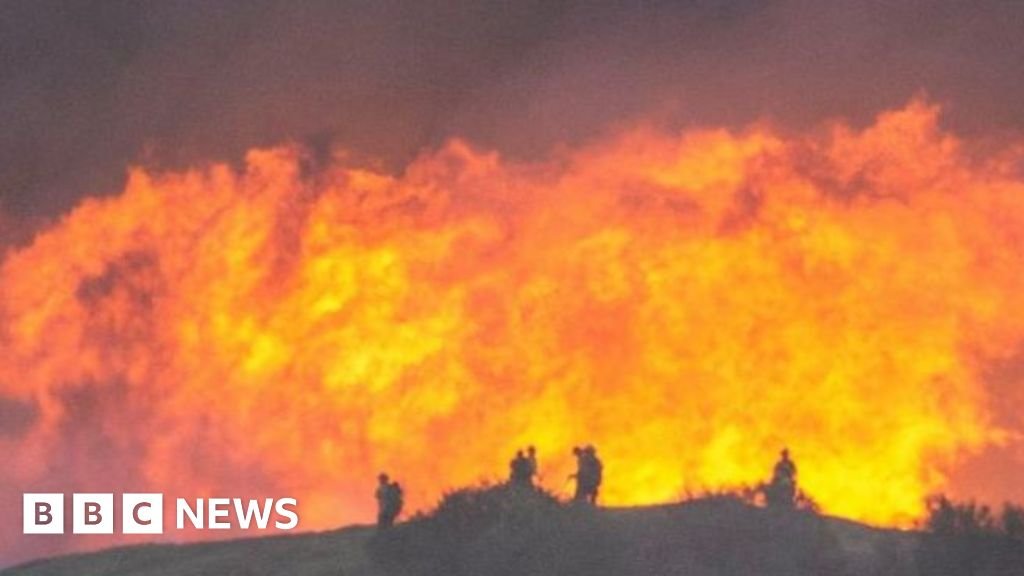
[[1000, 503, 1024, 540], [681, 484, 760, 506], [779, 484, 820, 513], [427, 481, 562, 532], [916, 495, 1024, 575], [924, 495, 996, 536], [689, 482, 820, 513], [368, 483, 621, 576]]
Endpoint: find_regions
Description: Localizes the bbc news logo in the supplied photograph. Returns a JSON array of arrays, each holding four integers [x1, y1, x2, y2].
[[24, 494, 299, 534]]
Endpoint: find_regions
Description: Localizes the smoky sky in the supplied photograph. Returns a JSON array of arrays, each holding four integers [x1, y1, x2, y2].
[[1, 0, 1024, 222]]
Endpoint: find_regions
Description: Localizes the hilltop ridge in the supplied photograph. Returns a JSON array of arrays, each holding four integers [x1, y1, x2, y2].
[[8, 485, 1024, 576]]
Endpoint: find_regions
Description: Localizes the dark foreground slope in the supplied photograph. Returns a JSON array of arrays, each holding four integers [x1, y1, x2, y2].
[[5, 491, 1023, 576]]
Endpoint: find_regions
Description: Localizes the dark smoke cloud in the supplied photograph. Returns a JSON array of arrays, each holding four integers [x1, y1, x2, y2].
[[1, 0, 1023, 221]]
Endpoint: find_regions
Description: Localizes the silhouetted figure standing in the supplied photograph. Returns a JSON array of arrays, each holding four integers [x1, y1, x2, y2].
[[526, 445, 538, 484], [571, 445, 603, 504], [585, 445, 603, 504], [766, 448, 797, 509], [376, 473, 404, 528], [571, 447, 587, 500]]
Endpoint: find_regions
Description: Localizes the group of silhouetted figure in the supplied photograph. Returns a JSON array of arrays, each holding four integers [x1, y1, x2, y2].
[[375, 446, 798, 528], [509, 445, 539, 487]]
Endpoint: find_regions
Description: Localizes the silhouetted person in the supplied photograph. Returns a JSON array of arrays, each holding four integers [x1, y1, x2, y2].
[[571, 445, 603, 503], [571, 446, 587, 501], [766, 448, 797, 508], [526, 445, 538, 481], [773, 448, 797, 485], [376, 473, 403, 527], [584, 445, 603, 504], [509, 450, 520, 482]]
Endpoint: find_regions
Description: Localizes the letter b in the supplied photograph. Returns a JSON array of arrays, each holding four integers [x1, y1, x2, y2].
[[23, 494, 64, 534], [73, 493, 113, 534]]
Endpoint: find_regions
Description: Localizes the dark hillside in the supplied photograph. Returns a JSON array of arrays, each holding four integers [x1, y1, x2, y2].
[[6, 488, 1024, 576]]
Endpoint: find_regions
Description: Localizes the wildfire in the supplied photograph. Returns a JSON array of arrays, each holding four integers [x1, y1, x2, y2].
[[3, 100, 1023, 541]]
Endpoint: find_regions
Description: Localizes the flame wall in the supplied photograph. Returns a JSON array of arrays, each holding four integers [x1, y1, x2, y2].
[[3, 101, 1024, 558]]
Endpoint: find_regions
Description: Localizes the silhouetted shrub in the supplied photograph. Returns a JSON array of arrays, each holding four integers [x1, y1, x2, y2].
[[684, 481, 821, 514], [427, 481, 562, 532], [681, 484, 760, 506], [750, 482, 820, 513], [367, 483, 621, 576], [1000, 503, 1024, 540], [916, 495, 1024, 575], [924, 495, 996, 536]]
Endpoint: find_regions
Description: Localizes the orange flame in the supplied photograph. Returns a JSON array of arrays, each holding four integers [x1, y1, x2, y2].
[[3, 100, 1024, 546]]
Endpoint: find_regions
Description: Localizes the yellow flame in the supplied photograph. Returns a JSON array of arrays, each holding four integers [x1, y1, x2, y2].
[[3, 100, 1023, 534]]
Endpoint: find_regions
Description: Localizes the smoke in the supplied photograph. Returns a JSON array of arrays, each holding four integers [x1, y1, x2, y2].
[[2, 1, 1024, 217]]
